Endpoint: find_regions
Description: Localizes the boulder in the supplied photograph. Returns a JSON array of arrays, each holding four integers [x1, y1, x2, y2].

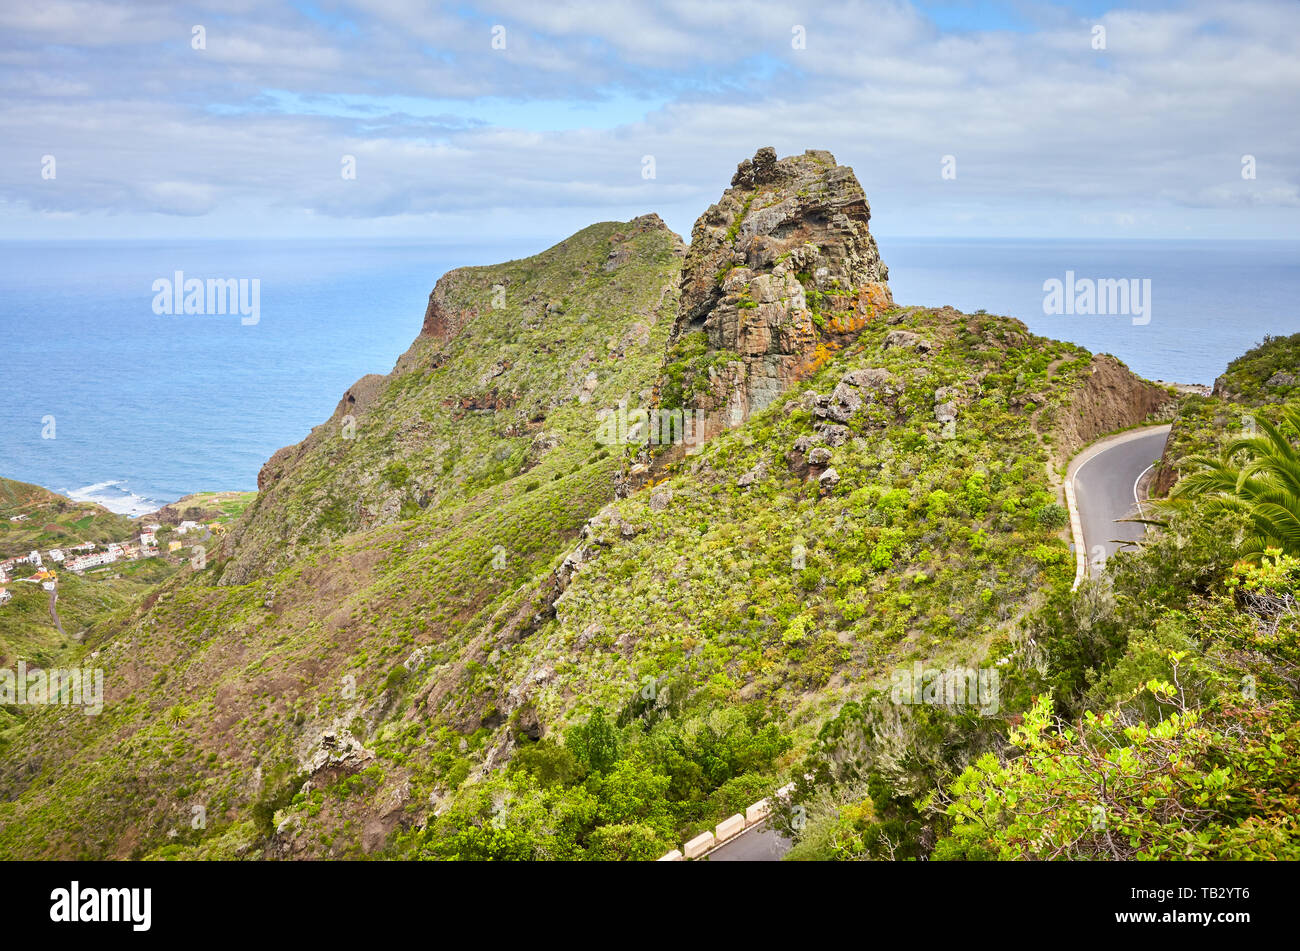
[[737, 461, 769, 488], [821, 381, 864, 422], [883, 330, 932, 352], [814, 423, 851, 446], [841, 368, 897, 390]]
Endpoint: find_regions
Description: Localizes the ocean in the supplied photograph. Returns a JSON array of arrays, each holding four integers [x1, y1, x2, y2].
[[1, 237, 1296, 514]]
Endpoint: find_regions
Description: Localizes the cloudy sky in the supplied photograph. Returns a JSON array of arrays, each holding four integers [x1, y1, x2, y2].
[[2, 0, 1298, 242]]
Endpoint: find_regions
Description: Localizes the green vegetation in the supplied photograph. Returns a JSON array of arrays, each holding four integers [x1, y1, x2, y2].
[[0, 223, 1293, 863], [1171, 404, 1300, 557], [406, 706, 790, 860], [1212, 331, 1300, 403], [0, 477, 136, 557], [773, 339, 1300, 861]]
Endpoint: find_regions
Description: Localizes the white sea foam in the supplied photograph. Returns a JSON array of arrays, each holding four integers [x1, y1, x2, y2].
[[66, 481, 166, 517]]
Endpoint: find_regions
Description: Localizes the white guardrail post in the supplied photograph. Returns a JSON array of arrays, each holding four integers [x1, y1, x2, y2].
[[658, 781, 799, 861]]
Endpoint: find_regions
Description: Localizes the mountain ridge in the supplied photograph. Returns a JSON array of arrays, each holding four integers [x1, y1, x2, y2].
[[0, 149, 1202, 861]]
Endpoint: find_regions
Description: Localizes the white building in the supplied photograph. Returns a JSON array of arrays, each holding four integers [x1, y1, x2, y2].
[[139, 531, 157, 548], [28, 550, 41, 567], [0, 589, 10, 605], [176, 520, 199, 535], [67, 550, 117, 573], [48, 549, 65, 562]]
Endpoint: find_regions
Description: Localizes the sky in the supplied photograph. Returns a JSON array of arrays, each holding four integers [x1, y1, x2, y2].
[[1, 0, 1298, 243]]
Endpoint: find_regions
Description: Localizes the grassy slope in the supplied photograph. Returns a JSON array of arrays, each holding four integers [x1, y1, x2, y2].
[[0, 478, 137, 557], [0, 217, 687, 859], [394, 307, 1109, 857], [0, 295, 1122, 859], [0, 478, 172, 669]]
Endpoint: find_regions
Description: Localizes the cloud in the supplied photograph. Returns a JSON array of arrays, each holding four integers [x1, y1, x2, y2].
[[0, 0, 1297, 239], [142, 180, 219, 215]]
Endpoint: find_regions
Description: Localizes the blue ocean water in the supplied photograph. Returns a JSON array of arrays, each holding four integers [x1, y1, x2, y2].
[[0, 238, 1296, 513], [0, 240, 533, 513], [884, 238, 1299, 385]]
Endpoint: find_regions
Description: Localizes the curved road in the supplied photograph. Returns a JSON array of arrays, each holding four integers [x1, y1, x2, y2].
[[1069, 424, 1170, 575], [706, 822, 791, 861], [705, 424, 1172, 862]]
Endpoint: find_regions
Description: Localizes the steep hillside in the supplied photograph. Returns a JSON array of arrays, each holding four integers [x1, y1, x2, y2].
[[0, 151, 1172, 861], [220, 216, 684, 584], [0, 478, 137, 558], [0, 215, 686, 859]]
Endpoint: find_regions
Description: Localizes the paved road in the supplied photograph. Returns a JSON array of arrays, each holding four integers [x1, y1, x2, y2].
[[1070, 425, 1171, 574], [705, 822, 792, 861]]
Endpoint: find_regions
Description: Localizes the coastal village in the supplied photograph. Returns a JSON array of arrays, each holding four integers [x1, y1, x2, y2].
[[0, 516, 224, 608]]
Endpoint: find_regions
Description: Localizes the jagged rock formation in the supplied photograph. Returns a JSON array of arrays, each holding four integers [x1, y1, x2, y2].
[[655, 147, 892, 446]]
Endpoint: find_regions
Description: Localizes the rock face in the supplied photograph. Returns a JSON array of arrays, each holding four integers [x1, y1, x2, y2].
[[658, 147, 892, 443], [1056, 353, 1172, 465]]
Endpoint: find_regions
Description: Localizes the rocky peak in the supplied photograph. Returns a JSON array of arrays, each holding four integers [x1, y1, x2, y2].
[[660, 147, 892, 445]]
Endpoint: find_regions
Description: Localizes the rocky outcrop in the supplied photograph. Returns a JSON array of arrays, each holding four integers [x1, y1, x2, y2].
[[334, 374, 388, 420], [1055, 354, 1171, 465], [657, 147, 892, 445], [420, 271, 475, 343], [300, 729, 375, 788], [813, 367, 904, 424]]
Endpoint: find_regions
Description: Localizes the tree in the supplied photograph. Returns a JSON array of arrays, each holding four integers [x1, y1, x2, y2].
[[1171, 404, 1300, 558], [931, 684, 1300, 861], [566, 708, 621, 774]]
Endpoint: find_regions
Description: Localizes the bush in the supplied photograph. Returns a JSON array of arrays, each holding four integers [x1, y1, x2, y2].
[[1033, 502, 1069, 530], [382, 461, 411, 488]]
